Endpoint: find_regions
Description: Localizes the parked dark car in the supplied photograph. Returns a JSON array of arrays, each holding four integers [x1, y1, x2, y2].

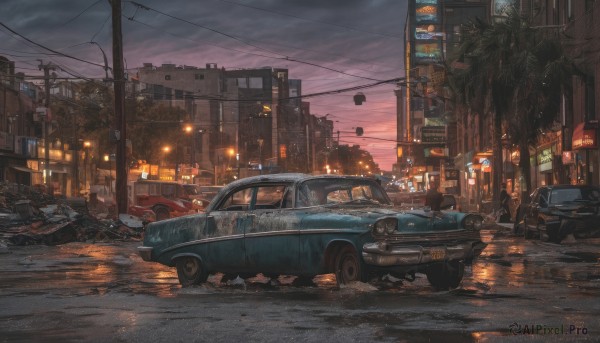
[[516, 184, 600, 243], [138, 174, 487, 290]]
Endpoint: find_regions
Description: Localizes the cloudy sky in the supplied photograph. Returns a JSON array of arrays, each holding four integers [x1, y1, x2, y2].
[[1, 0, 407, 171]]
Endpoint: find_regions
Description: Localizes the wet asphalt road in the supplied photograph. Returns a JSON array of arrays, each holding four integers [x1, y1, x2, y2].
[[0, 227, 599, 343]]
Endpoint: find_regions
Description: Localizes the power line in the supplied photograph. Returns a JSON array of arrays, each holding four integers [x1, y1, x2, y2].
[[59, 0, 104, 28], [216, 0, 403, 40], [0, 22, 111, 72], [127, 1, 383, 81]]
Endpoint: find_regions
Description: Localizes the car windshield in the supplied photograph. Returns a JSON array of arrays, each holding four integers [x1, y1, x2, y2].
[[183, 185, 199, 196], [297, 178, 389, 207], [550, 187, 600, 204]]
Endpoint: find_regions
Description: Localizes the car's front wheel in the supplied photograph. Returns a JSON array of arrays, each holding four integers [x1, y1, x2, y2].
[[176, 256, 208, 287], [334, 246, 366, 285], [153, 205, 170, 221], [523, 217, 536, 239], [426, 260, 464, 291]]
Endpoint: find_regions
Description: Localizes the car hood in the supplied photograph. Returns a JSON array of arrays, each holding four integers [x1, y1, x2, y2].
[[297, 206, 466, 233], [549, 201, 600, 215]]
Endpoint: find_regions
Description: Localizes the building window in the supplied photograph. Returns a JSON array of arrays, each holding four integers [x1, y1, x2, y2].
[[237, 78, 248, 88], [249, 77, 263, 89], [165, 75, 171, 80], [195, 73, 204, 80]]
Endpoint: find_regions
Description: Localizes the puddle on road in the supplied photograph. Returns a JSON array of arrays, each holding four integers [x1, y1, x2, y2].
[[560, 252, 600, 263], [3, 235, 600, 300]]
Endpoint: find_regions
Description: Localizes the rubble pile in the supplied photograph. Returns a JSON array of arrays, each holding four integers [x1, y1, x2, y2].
[[0, 182, 144, 246]]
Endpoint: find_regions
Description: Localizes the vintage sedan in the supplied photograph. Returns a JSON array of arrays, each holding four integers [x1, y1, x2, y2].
[[138, 174, 487, 290], [516, 184, 600, 243]]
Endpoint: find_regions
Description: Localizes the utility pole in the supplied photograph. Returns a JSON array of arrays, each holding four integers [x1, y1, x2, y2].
[[111, 0, 128, 214], [38, 60, 55, 193]]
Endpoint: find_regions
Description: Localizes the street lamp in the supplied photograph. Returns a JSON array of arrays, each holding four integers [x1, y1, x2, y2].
[[83, 141, 91, 194], [162, 146, 171, 181]]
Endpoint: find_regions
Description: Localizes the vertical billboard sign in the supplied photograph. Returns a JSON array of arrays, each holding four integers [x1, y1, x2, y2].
[[414, 0, 442, 64]]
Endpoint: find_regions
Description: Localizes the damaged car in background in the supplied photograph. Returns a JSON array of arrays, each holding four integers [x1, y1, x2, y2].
[[516, 184, 600, 243], [138, 174, 487, 290]]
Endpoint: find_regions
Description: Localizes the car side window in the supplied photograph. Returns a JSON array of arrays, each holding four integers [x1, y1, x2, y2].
[[539, 188, 549, 207], [162, 184, 177, 199], [217, 187, 253, 211], [254, 185, 287, 209]]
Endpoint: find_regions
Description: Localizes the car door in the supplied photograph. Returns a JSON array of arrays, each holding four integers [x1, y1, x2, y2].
[[244, 184, 300, 275], [204, 187, 253, 272], [528, 187, 549, 230]]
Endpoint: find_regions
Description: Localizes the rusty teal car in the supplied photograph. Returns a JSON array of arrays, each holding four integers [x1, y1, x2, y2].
[[138, 174, 487, 290]]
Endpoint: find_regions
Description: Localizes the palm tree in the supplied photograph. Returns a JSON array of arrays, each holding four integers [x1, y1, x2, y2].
[[447, 8, 573, 207]]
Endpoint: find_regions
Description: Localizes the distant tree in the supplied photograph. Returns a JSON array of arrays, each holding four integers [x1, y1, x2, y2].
[[331, 145, 380, 175]]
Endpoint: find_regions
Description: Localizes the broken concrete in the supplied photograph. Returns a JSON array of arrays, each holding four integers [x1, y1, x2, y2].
[[0, 181, 144, 247]]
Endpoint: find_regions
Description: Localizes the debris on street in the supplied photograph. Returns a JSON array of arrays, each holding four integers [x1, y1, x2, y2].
[[0, 182, 144, 247]]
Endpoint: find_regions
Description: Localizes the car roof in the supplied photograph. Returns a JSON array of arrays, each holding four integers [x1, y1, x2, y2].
[[223, 173, 377, 189], [543, 184, 599, 190]]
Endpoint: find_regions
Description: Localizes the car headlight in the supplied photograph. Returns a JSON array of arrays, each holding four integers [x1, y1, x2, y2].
[[463, 215, 483, 231], [373, 217, 397, 236]]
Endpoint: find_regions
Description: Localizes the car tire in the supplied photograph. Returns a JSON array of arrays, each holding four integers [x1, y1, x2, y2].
[[176, 256, 208, 287], [153, 206, 170, 221], [547, 227, 561, 243], [535, 221, 545, 241], [523, 217, 536, 239], [334, 246, 366, 285], [426, 260, 464, 291]]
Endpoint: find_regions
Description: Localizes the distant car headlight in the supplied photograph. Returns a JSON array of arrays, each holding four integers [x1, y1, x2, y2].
[[463, 215, 483, 231], [373, 217, 397, 236]]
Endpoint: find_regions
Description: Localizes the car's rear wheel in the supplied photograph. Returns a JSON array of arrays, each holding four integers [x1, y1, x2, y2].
[[176, 256, 207, 287], [334, 246, 366, 285], [153, 206, 170, 221], [426, 260, 464, 291], [523, 217, 536, 239]]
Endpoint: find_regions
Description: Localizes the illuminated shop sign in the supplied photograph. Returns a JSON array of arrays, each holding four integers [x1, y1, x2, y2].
[[421, 126, 446, 143], [415, 0, 439, 24], [414, 41, 443, 63], [492, 0, 516, 17], [415, 25, 444, 40], [562, 151, 574, 165], [537, 148, 553, 172], [424, 147, 448, 157], [572, 123, 597, 149], [537, 148, 552, 165]]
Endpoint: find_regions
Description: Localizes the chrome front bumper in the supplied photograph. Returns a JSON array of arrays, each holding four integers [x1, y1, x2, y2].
[[138, 246, 153, 261], [362, 241, 479, 266]]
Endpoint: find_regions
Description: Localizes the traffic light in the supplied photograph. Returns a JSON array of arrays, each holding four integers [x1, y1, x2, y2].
[[353, 92, 366, 105], [356, 127, 364, 136]]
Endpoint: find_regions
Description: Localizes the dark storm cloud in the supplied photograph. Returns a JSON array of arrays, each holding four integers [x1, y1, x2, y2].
[[1, 0, 406, 169]]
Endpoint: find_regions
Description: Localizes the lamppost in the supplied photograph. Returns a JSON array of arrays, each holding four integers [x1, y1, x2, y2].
[[257, 138, 264, 175], [184, 124, 194, 166], [83, 141, 91, 194], [162, 146, 171, 180]]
